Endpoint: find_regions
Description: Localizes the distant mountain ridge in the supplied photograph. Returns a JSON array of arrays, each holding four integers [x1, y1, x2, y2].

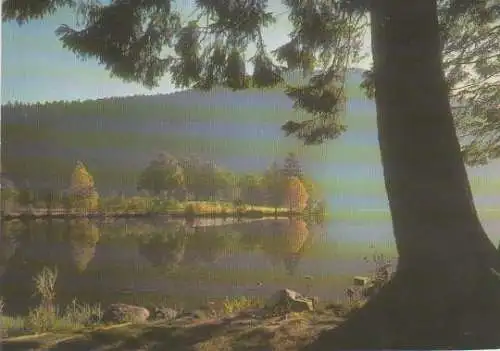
[[1, 69, 371, 195], [3, 66, 500, 215], [0, 67, 405, 219]]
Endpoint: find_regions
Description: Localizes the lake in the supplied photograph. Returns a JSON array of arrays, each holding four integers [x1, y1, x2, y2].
[[2, 214, 499, 315]]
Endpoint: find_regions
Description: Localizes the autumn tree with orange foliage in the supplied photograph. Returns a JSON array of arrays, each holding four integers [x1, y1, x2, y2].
[[284, 177, 309, 213]]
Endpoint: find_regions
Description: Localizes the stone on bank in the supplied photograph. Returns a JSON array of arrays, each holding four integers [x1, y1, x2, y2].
[[102, 303, 150, 324], [265, 289, 315, 313]]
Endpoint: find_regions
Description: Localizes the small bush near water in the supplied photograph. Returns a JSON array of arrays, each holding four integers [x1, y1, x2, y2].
[[0, 267, 102, 337]]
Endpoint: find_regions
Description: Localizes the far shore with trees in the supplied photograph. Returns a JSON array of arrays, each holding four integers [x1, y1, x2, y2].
[[0, 152, 327, 221]]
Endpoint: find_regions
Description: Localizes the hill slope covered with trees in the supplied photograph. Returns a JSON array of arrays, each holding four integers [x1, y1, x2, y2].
[[1, 69, 375, 199]]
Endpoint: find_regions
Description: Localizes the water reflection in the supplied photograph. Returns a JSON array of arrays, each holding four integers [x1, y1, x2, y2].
[[0, 219, 100, 313], [66, 219, 100, 272], [0, 217, 387, 313], [262, 219, 310, 275], [0, 221, 20, 275], [185, 225, 241, 264], [138, 223, 192, 272]]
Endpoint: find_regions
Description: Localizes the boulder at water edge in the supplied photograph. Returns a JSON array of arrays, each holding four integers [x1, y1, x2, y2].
[[102, 303, 150, 323], [265, 289, 314, 313]]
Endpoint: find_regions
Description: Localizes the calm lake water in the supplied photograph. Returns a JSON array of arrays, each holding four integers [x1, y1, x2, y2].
[[2, 215, 499, 315]]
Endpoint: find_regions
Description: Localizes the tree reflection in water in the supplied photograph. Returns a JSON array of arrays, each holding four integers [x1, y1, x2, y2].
[[0, 217, 319, 314], [138, 222, 192, 273], [0, 219, 100, 314], [66, 219, 100, 273]]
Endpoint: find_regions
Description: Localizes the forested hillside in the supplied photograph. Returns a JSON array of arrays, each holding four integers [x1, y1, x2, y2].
[[1, 69, 374, 197]]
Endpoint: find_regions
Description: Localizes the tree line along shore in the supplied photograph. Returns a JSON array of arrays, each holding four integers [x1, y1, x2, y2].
[[1, 152, 327, 222]]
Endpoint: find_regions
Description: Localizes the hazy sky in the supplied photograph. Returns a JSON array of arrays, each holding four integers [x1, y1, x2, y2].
[[1, 1, 372, 104]]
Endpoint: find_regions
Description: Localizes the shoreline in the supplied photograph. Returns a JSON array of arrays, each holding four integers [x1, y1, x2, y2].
[[0, 210, 310, 222], [0, 291, 352, 344]]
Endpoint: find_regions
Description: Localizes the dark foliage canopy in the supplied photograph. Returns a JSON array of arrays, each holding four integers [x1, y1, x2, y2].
[[3, 0, 499, 160]]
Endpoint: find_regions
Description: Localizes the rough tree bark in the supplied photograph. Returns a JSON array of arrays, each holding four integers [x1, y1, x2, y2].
[[373, 0, 498, 281], [304, 0, 500, 349]]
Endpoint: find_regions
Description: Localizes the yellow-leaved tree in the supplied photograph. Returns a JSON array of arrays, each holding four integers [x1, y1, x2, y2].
[[69, 161, 99, 214], [284, 177, 309, 213]]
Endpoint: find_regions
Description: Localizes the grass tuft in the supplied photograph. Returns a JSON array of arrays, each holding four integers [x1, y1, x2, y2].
[[222, 296, 263, 315], [1, 267, 103, 337]]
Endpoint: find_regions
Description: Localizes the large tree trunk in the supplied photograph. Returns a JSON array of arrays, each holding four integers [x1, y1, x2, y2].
[[305, 0, 500, 349], [372, 0, 498, 281]]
